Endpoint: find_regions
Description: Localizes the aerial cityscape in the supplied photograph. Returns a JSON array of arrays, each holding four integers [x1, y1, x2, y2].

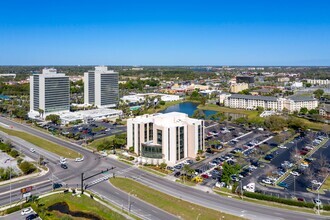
[[0, 1, 330, 220]]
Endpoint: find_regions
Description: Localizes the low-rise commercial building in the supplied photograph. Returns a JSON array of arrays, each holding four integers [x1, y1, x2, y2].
[[59, 108, 122, 125], [127, 112, 204, 166]]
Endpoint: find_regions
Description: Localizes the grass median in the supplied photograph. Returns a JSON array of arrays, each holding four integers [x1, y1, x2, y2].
[[30, 193, 126, 220], [0, 126, 80, 159], [110, 177, 243, 220]]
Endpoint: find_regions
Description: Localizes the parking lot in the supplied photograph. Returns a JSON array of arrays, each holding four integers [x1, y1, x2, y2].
[[40, 121, 126, 142]]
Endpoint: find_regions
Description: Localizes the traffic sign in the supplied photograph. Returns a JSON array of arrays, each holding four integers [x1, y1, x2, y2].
[[23, 192, 31, 198], [21, 186, 33, 194]]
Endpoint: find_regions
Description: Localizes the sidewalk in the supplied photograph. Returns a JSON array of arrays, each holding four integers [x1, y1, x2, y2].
[[0, 167, 48, 186]]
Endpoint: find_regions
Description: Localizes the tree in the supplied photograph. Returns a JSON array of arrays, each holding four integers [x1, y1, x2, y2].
[[313, 89, 324, 99], [264, 116, 288, 131], [288, 117, 307, 131], [221, 162, 240, 185], [308, 109, 319, 115], [182, 165, 194, 182], [305, 83, 312, 88], [19, 161, 36, 174], [299, 107, 308, 115], [191, 109, 206, 119], [38, 108, 44, 118], [45, 114, 61, 125], [256, 106, 264, 113]]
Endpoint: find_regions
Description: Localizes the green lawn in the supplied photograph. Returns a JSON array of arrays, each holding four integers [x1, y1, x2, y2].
[[198, 104, 259, 119], [110, 177, 243, 220], [30, 193, 126, 220], [88, 135, 115, 149], [0, 126, 80, 159], [293, 117, 329, 130]]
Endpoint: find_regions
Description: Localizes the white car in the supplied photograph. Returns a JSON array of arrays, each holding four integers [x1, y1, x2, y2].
[[60, 157, 67, 164], [278, 145, 287, 149], [101, 151, 107, 156], [21, 207, 33, 215], [30, 148, 35, 153], [311, 180, 322, 185], [75, 157, 84, 162], [290, 171, 300, 176], [105, 128, 111, 132], [262, 179, 272, 185]]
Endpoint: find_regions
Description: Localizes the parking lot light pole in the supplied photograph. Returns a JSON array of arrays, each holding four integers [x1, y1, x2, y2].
[[293, 175, 295, 197]]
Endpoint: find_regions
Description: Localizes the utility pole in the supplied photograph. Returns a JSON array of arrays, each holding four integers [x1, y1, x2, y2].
[[293, 175, 296, 197], [81, 172, 84, 194], [9, 168, 11, 204], [241, 180, 243, 200]]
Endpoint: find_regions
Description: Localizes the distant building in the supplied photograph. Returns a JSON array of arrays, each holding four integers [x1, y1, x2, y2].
[[307, 79, 330, 85], [319, 104, 330, 119], [127, 112, 204, 166], [278, 77, 290, 83], [230, 83, 249, 93], [84, 66, 119, 108], [291, 82, 303, 89], [29, 68, 70, 119], [224, 94, 318, 113], [236, 76, 255, 84]]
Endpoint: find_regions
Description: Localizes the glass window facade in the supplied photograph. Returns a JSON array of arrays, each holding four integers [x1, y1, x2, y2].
[[157, 129, 162, 145], [141, 143, 162, 159]]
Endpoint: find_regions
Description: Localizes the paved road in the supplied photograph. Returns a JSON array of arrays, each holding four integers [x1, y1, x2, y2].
[[0, 208, 40, 220], [0, 117, 328, 220]]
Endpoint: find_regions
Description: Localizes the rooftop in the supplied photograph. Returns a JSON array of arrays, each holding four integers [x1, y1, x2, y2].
[[229, 94, 278, 101]]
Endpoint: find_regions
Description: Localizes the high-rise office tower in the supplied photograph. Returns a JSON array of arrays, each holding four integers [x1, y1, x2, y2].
[[84, 66, 119, 108], [29, 68, 70, 119]]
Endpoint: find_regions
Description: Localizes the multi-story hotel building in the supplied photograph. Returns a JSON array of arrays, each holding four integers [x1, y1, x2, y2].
[[127, 112, 204, 165], [306, 79, 330, 85], [84, 66, 119, 108], [29, 68, 70, 119], [224, 94, 318, 113]]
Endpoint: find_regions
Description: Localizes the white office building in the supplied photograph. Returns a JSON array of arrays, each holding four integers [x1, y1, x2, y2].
[[29, 68, 70, 119], [127, 112, 204, 166], [84, 66, 119, 108]]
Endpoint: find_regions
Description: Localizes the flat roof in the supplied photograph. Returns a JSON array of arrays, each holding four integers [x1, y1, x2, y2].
[[229, 94, 278, 101]]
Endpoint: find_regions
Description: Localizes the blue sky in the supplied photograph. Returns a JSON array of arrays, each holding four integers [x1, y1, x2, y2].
[[0, 0, 329, 66]]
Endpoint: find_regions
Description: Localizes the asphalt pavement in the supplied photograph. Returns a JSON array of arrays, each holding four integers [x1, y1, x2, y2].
[[0, 116, 328, 220]]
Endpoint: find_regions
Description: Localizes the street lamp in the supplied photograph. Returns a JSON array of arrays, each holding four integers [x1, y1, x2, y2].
[[293, 175, 296, 197]]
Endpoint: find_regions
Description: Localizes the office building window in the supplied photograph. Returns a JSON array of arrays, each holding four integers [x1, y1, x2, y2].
[[157, 129, 162, 145]]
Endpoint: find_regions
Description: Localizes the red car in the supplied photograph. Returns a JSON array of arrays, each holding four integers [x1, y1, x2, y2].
[[297, 197, 305, 202], [201, 174, 210, 179]]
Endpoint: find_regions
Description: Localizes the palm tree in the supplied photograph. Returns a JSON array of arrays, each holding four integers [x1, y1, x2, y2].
[[38, 108, 44, 118]]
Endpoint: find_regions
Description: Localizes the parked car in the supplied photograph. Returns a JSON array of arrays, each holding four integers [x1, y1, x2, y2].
[[75, 157, 84, 162], [262, 179, 272, 185], [30, 148, 35, 153], [26, 214, 39, 220], [61, 164, 68, 169], [297, 197, 305, 202], [278, 182, 288, 188], [290, 171, 300, 176], [264, 154, 274, 161], [174, 171, 181, 177], [21, 208, 33, 215]]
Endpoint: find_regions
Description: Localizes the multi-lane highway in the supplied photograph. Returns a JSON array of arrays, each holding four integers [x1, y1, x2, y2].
[[0, 117, 328, 220]]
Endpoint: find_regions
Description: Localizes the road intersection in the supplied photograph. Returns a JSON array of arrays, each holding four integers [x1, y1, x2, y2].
[[0, 117, 328, 220]]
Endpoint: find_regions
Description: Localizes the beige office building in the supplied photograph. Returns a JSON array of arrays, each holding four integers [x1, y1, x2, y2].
[[230, 83, 249, 93], [127, 112, 204, 165]]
